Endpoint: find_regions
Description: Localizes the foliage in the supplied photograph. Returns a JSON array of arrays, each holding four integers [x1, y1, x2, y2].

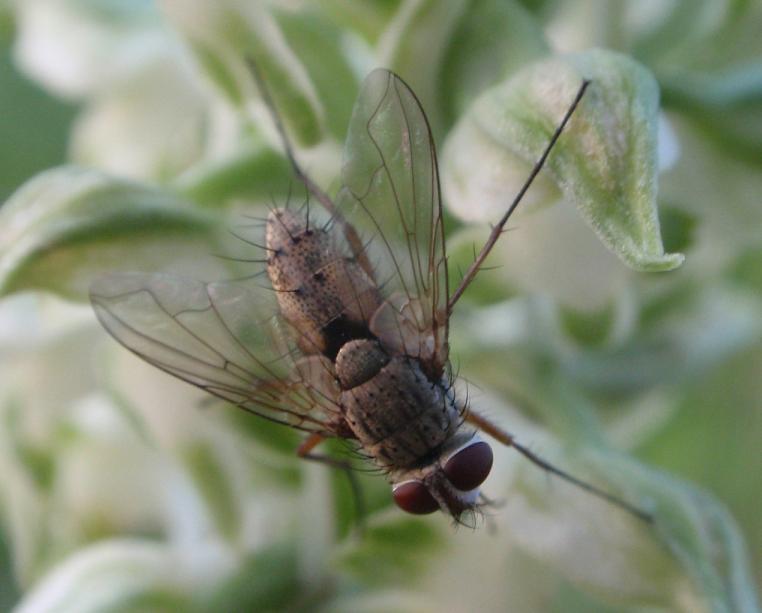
[[1, 1, 761, 611]]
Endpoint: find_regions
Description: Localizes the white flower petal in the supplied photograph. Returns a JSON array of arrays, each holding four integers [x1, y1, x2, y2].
[[70, 53, 209, 179], [12, 0, 165, 99], [14, 539, 228, 613]]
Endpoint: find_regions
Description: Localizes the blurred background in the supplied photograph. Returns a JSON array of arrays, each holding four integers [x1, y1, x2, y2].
[[0, 1, 760, 611]]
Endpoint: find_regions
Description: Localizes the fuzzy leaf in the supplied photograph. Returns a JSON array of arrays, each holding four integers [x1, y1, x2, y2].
[[175, 144, 294, 208], [180, 441, 240, 543], [505, 441, 760, 612], [380, 0, 550, 134], [439, 0, 549, 122], [200, 543, 301, 612], [0, 167, 219, 301], [472, 382, 761, 612], [377, 0, 469, 133], [13, 540, 200, 613], [334, 513, 446, 587], [443, 49, 684, 272], [162, 1, 322, 145], [272, 7, 359, 141], [162, 1, 355, 146]]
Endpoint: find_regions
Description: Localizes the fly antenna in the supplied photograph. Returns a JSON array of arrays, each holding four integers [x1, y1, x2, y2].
[[509, 439, 653, 523], [448, 79, 591, 311], [466, 410, 653, 523]]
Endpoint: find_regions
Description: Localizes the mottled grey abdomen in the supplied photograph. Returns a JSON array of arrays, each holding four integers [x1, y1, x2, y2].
[[266, 209, 380, 357]]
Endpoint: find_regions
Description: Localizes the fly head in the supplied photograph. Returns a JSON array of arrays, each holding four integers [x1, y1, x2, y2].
[[391, 432, 494, 522]]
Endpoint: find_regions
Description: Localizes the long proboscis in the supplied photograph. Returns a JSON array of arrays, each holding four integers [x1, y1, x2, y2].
[[447, 80, 592, 311]]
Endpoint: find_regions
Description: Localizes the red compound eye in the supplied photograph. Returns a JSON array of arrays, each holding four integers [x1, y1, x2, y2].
[[392, 480, 439, 514], [443, 441, 493, 491]]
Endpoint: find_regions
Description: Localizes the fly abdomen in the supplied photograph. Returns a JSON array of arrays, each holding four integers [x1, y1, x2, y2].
[[266, 208, 381, 358]]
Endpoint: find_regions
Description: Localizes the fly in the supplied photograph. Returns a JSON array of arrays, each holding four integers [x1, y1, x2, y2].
[[90, 67, 652, 525]]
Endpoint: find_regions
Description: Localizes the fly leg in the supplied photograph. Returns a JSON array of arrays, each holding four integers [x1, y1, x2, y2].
[[297, 433, 366, 528], [465, 411, 653, 523], [246, 59, 375, 280]]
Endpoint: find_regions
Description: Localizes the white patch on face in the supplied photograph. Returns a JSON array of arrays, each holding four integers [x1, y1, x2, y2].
[[454, 487, 480, 506]]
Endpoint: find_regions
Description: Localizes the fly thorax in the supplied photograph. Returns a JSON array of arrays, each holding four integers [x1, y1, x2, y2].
[[340, 356, 461, 469], [335, 339, 389, 390]]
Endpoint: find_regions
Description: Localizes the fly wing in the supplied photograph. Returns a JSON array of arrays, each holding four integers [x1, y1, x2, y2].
[[90, 272, 342, 435], [337, 69, 449, 377]]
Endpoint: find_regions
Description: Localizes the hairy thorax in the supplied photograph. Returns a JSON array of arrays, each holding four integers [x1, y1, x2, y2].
[[336, 339, 460, 468]]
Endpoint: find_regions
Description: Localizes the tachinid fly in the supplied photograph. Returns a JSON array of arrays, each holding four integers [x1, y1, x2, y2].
[[90, 67, 652, 525]]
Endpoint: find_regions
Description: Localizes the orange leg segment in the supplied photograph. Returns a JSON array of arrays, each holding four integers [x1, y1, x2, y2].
[[297, 432, 325, 458], [465, 411, 516, 446], [296, 433, 366, 527]]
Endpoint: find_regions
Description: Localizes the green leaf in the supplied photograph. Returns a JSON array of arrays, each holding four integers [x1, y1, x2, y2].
[[483, 379, 760, 611], [199, 543, 304, 613], [312, 0, 401, 44], [443, 49, 684, 272], [174, 145, 294, 207], [633, 0, 756, 71], [12, 540, 196, 613], [0, 166, 219, 301], [510, 443, 761, 611], [377, 0, 469, 133], [440, 0, 549, 123], [163, 2, 331, 147], [334, 513, 446, 587], [644, 476, 760, 612], [180, 441, 240, 543], [272, 7, 359, 141]]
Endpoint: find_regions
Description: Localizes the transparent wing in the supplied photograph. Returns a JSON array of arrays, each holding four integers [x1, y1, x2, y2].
[[90, 272, 342, 435], [337, 69, 449, 377]]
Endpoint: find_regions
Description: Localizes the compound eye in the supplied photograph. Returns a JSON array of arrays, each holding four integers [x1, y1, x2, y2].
[[392, 480, 439, 514], [443, 441, 493, 491]]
